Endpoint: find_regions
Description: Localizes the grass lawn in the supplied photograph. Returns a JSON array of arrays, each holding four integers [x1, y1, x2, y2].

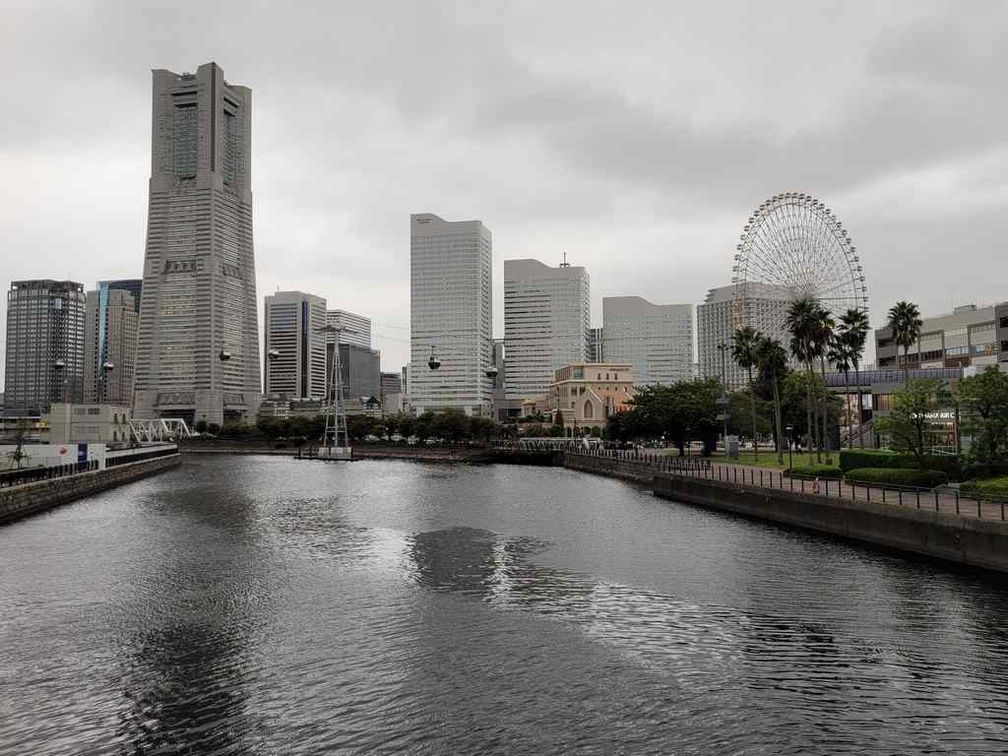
[[710, 451, 835, 469]]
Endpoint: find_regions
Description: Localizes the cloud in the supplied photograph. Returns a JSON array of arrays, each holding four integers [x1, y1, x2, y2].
[[2, 0, 1007, 378]]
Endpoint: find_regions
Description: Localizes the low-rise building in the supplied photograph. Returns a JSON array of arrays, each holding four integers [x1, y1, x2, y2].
[[548, 362, 634, 428], [875, 302, 1008, 371], [42, 403, 133, 444]]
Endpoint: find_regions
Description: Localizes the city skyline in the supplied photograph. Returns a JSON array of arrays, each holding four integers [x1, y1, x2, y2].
[[4, 3, 1007, 379]]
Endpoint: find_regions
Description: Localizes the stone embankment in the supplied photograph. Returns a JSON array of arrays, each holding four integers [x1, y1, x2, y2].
[[0, 454, 181, 525], [549, 449, 1008, 573]]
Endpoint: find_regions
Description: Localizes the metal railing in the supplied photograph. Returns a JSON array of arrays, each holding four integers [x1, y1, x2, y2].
[[0, 460, 99, 488], [560, 446, 1008, 522]]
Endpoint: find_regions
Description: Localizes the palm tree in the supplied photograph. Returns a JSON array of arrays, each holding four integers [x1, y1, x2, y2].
[[827, 332, 853, 450], [732, 325, 761, 460], [756, 335, 788, 465], [888, 301, 922, 386], [814, 306, 835, 459], [837, 308, 870, 448], [786, 297, 821, 462]]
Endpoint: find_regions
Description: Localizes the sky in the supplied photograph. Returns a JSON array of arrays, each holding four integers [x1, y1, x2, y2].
[[3, 0, 1008, 378]]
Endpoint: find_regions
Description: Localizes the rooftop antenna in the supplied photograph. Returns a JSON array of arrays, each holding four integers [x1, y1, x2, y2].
[[560, 251, 570, 268]]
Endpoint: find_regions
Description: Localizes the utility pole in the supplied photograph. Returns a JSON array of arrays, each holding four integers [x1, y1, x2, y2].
[[716, 342, 730, 453]]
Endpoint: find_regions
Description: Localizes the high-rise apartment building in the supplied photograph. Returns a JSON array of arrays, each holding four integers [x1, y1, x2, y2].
[[326, 310, 371, 349], [410, 213, 493, 416], [4, 280, 86, 415], [84, 285, 138, 405], [697, 283, 791, 388], [134, 62, 260, 425], [503, 258, 590, 399], [587, 327, 604, 363], [876, 302, 1008, 370], [263, 291, 328, 400], [602, 296, 692, 386]]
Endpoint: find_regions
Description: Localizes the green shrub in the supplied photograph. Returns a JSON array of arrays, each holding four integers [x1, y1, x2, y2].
[[784, 464, 843, 480], [960, 477, 1008, 498], [845, 467, 948, 488], [838, 449, 900, 472], [917, 455, 962, 481], [838, 449, 962, 480]]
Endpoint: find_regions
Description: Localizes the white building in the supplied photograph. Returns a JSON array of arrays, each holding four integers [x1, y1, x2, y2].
[[503, 258, 590, 399], [409, 213, 493, 416], [263, 291, 328, 399], [326, 309, 371, 349], [697, 283, 792, 388], [602, 296, 693, 386]]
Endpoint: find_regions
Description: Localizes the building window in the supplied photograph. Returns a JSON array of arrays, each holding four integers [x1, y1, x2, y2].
[[584, 400, 594, 419], [173, 104, 198, 176]]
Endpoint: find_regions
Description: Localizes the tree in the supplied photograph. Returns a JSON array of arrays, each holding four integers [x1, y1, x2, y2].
[[887, 301, 923, 386], [875, 378, 945, 467], [398, 414, 415, 441], [787, 297, 822, 461], [732, 325, 761, 459], [194, 420, 208, 434], [827, 331, 853, 451], [837, 308, 870, 448], [814, 306, 835, 459], [958, 366, 1008, 466], [756, 335, 788, 464]]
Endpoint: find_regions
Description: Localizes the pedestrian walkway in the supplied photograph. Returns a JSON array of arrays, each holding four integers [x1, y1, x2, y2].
[[567, 448, 1007, 523]]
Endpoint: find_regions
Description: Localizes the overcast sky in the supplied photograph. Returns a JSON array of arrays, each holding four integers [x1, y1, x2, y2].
[[3, 0, 1007, 378]]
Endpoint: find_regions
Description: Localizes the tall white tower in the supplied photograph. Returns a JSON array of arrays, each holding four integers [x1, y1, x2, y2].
[[503, 258, 590, 399], [134, 62, 260, 426], [409, 213, 493, 416]]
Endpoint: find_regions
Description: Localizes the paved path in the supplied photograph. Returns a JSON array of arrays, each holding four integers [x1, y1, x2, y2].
[[607, 452, 1007, 523]]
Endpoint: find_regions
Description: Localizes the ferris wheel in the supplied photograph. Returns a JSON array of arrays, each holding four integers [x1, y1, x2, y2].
[[731, 192, 868, 327]]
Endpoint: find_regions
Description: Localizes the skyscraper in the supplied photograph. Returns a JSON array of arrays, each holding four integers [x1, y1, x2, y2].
[[84, 285, 138, 405], [410, 213, 493, 416], [4, 280, 86, 415], [325, 310, 371, 349], [602, 296, 693, 386], [696, 283, 791, 388], [503, 258, 590, 399], [263, 291, 328, 400], [133, 62, 260, 425]]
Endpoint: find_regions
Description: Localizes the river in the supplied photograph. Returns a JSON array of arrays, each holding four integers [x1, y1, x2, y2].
[[1, 455, 1006, 754]]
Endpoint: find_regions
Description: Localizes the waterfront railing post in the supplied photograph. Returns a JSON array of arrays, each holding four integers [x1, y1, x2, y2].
[[934, 491, 939, 512], [955, 490, 960, 514]]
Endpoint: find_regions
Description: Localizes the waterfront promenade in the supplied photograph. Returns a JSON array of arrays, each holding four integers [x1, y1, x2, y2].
[[549, 446, 1008, 522]]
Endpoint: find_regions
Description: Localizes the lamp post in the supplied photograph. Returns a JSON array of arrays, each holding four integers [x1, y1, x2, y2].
[[786, 424, 794, 469], [716, 342, 730, 453]]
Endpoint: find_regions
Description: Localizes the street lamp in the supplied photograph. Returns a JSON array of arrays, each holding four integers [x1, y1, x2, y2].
[[785, 425, 794, 469], [716, 342, 730, 453]]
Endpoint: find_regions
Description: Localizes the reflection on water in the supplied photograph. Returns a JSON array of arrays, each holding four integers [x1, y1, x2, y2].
[[1, 455, 1007, 755]]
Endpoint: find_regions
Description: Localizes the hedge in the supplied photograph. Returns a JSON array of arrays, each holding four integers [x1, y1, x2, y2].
[[838, 449, 962, 480], [838, 449, 900, 472], [784, 464, 843, 480], [960, 477, 1008, 499], [844, 467, 948, 489]]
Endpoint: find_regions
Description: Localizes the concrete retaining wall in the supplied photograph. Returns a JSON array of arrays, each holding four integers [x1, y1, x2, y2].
[[563, 453, 655, 483], [653, 473, 1008, 573], [0, 454, 181, 525]]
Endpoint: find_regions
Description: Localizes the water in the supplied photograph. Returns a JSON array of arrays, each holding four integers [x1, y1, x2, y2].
[[1, 455, 1006, 755]]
